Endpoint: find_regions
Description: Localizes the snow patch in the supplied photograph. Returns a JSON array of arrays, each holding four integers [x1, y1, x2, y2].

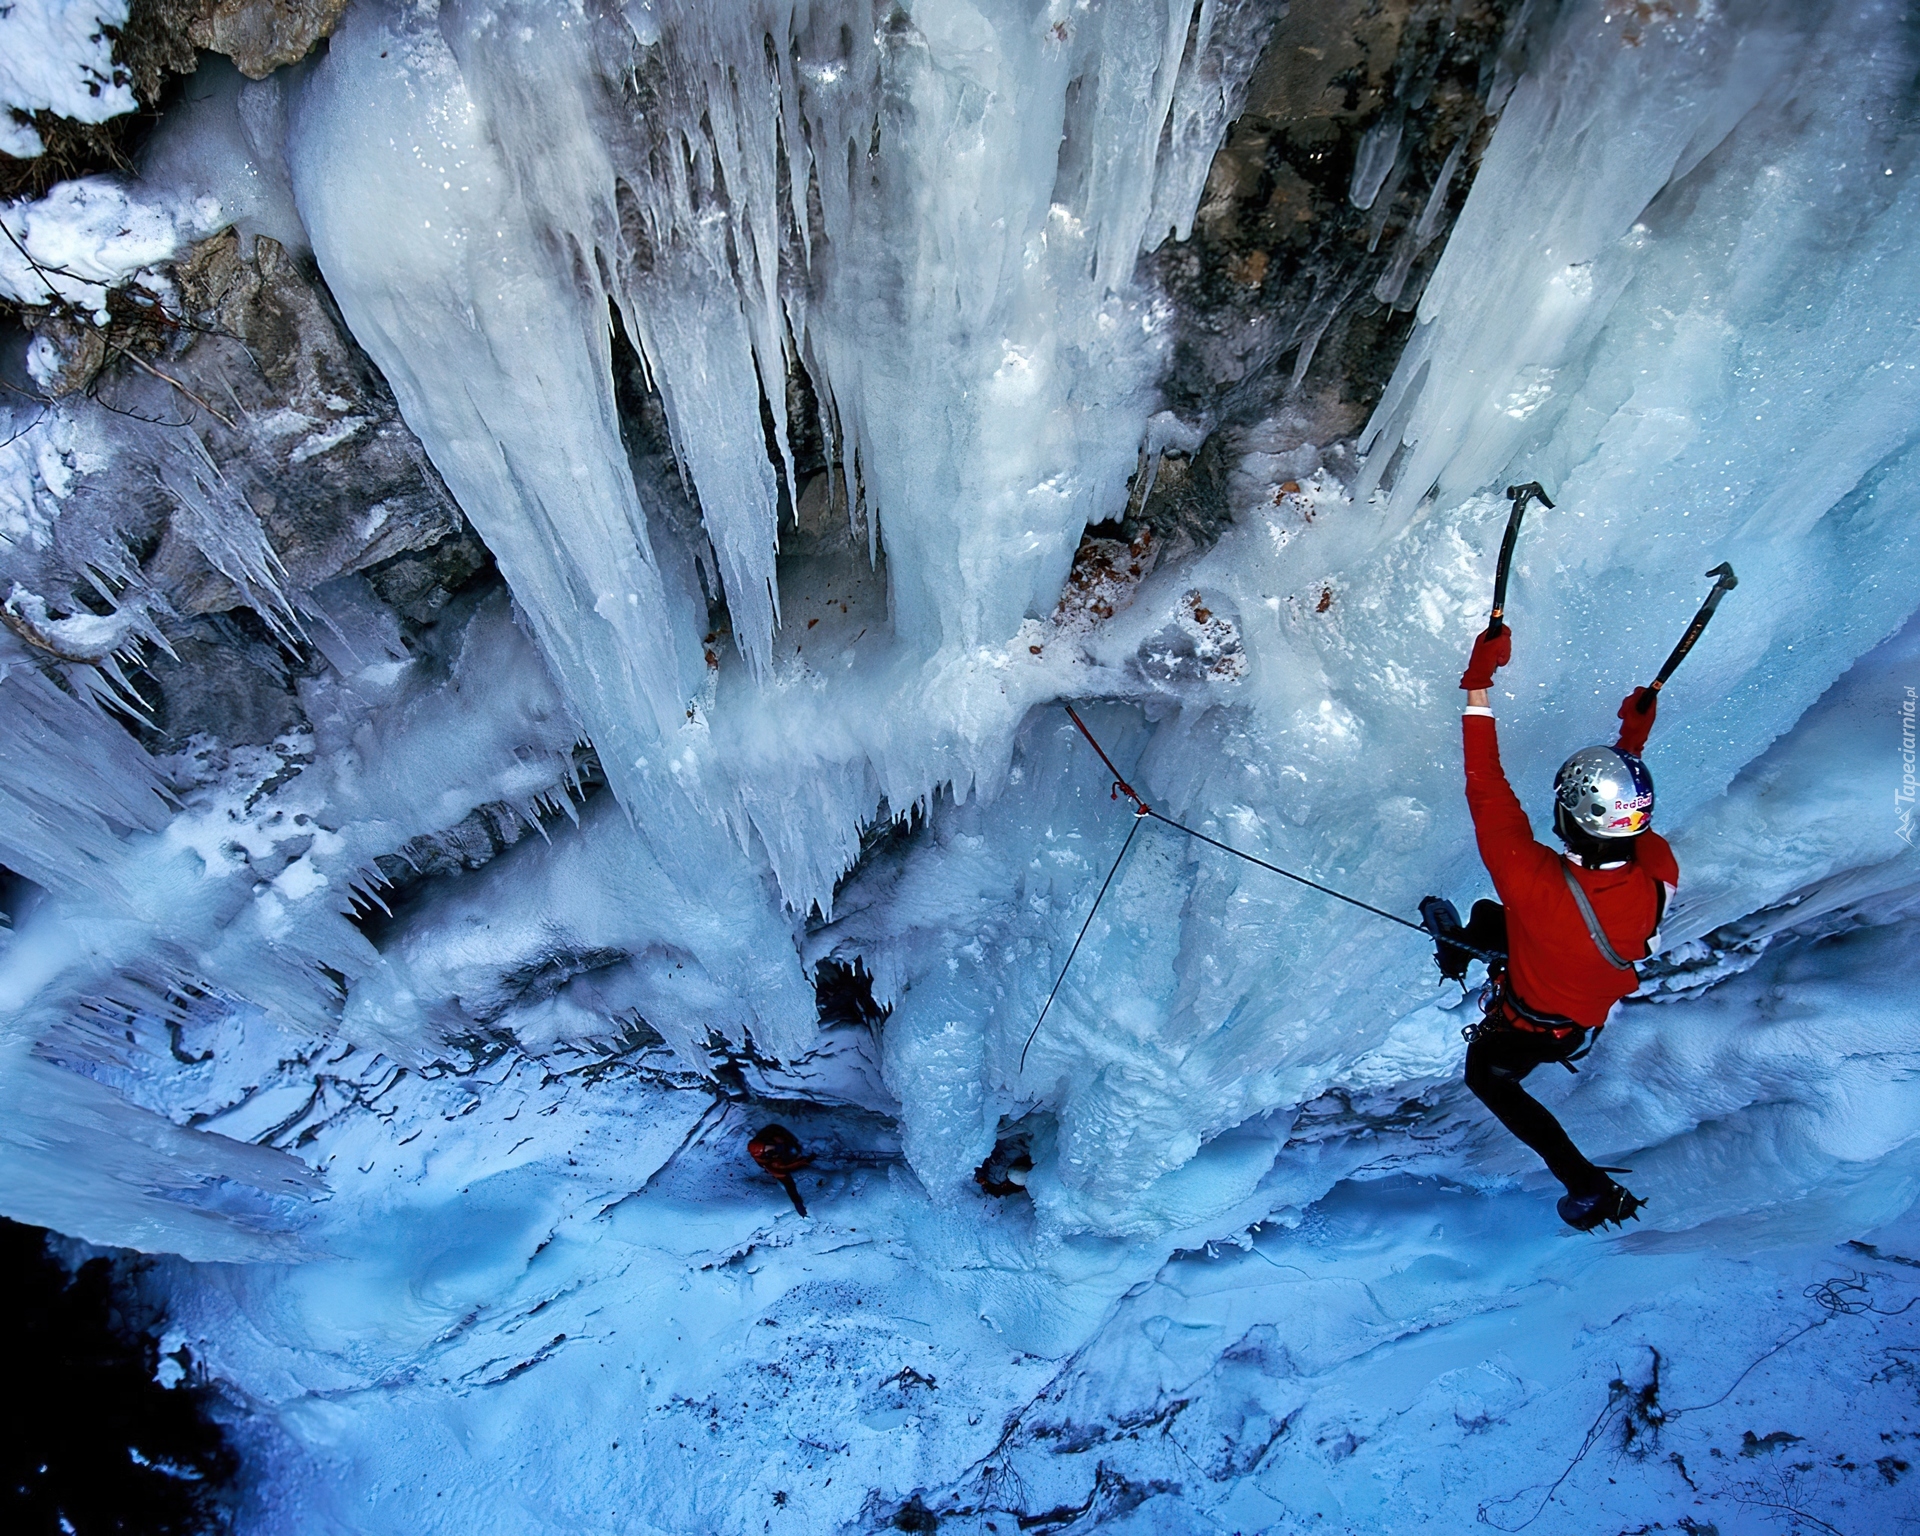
[[0, 0, 136, 158]]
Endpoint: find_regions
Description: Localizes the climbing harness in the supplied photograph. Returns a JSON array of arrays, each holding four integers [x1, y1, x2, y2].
[[1464, 972, 1595, 1072]]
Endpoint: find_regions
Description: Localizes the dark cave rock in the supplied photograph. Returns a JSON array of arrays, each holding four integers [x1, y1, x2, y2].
[[1148, 0, 1537, 456], [1, 1217, 239, 1535], [136, 612, 309, 754]]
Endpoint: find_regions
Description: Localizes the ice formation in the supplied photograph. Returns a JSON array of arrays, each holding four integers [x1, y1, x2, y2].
[[1, 0, 1918, 1529], [282, 0, 1262, 905]]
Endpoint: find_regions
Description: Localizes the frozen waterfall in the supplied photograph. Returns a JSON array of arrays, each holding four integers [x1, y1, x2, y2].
[[2, 0, 1919, 1530]]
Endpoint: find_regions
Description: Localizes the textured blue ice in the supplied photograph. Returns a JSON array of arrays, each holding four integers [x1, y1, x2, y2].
[[0, 0, 1917, 1529]]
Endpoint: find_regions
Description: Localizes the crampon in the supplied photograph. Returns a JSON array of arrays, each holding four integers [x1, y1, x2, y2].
[[1556, 1179, 1646, 1232]]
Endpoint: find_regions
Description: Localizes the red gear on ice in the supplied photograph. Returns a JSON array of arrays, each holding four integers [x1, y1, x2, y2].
[[1463, 714, 1678, 1029], [748, 1124, 812, 1217], [748, 1124, 810, 1176]]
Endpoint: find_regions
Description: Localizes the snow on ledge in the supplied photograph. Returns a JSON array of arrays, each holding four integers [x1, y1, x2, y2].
[[0, 0, 137, 158], [1, 176, 221, 317]]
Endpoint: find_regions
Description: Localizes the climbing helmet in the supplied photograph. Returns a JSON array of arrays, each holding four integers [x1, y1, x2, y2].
[[1553, 745, 1654, 840]]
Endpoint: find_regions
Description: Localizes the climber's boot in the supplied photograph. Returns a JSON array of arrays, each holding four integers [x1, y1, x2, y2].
[[1556, 1179, 1645, 1232]]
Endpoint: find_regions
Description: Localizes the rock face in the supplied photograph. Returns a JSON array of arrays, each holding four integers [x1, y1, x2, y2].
[[1150, 0, 1532, 448], [124, 0, 347, 92], [123, 229, 475, 751], [1045, 0, 1530, 604], [0, 223, 473, 760], [135, 615, 308, 749], [24, 310, 107, 396], [144, 228, 461, 616], [181, 0, 350, 80], [0, 0, 346, 199]]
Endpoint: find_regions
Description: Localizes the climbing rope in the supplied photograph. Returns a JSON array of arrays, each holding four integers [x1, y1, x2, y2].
[[1064, 702, 1433, 931], [1018, 805, 1146, 1073], [1018, 704, 1503, 1073]]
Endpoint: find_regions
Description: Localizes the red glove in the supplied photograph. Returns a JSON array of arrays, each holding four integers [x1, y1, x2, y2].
[[1616, 686, 1657, 755], [1459, 626, 1512, 690]]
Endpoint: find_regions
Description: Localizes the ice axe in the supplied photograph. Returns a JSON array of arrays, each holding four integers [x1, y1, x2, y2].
[[1486, 482, 1554, 637], [1637, 562, 1738, 712]]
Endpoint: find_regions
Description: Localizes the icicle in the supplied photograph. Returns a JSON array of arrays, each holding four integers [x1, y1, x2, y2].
[[1372, 134, 1468, 308], [152, 427, 302, 644], [281, 0, 1272, 919], [1349, 112, 1403, 211], [0, 636, 170, 900]]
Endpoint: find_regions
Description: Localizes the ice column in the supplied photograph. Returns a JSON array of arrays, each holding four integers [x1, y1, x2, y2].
[[287, 0, 1264, 914]]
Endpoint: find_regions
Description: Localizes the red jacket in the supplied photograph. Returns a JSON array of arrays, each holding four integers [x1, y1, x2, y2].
[[1463, 713, 1679, 1028]]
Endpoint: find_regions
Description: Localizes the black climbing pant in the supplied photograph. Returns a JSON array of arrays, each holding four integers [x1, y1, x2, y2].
[[1464, 1023, 1607, 1197]]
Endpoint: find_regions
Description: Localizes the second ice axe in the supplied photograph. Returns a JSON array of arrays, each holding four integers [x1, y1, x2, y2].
[[1487, 482, 1554, 638], [1637, 562, 1739, 712]]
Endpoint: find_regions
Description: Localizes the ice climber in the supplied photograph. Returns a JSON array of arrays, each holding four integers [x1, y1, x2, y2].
[[748, 1123, 812, 1217], [1435, 624, 1678, 1231]]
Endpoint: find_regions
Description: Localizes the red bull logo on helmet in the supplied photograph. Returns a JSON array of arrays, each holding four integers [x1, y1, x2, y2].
[[1608, 791, 1652, 833]]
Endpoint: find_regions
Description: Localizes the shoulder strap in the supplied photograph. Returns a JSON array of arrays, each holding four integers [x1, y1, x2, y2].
[[1560, 863, 1637, 972]]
